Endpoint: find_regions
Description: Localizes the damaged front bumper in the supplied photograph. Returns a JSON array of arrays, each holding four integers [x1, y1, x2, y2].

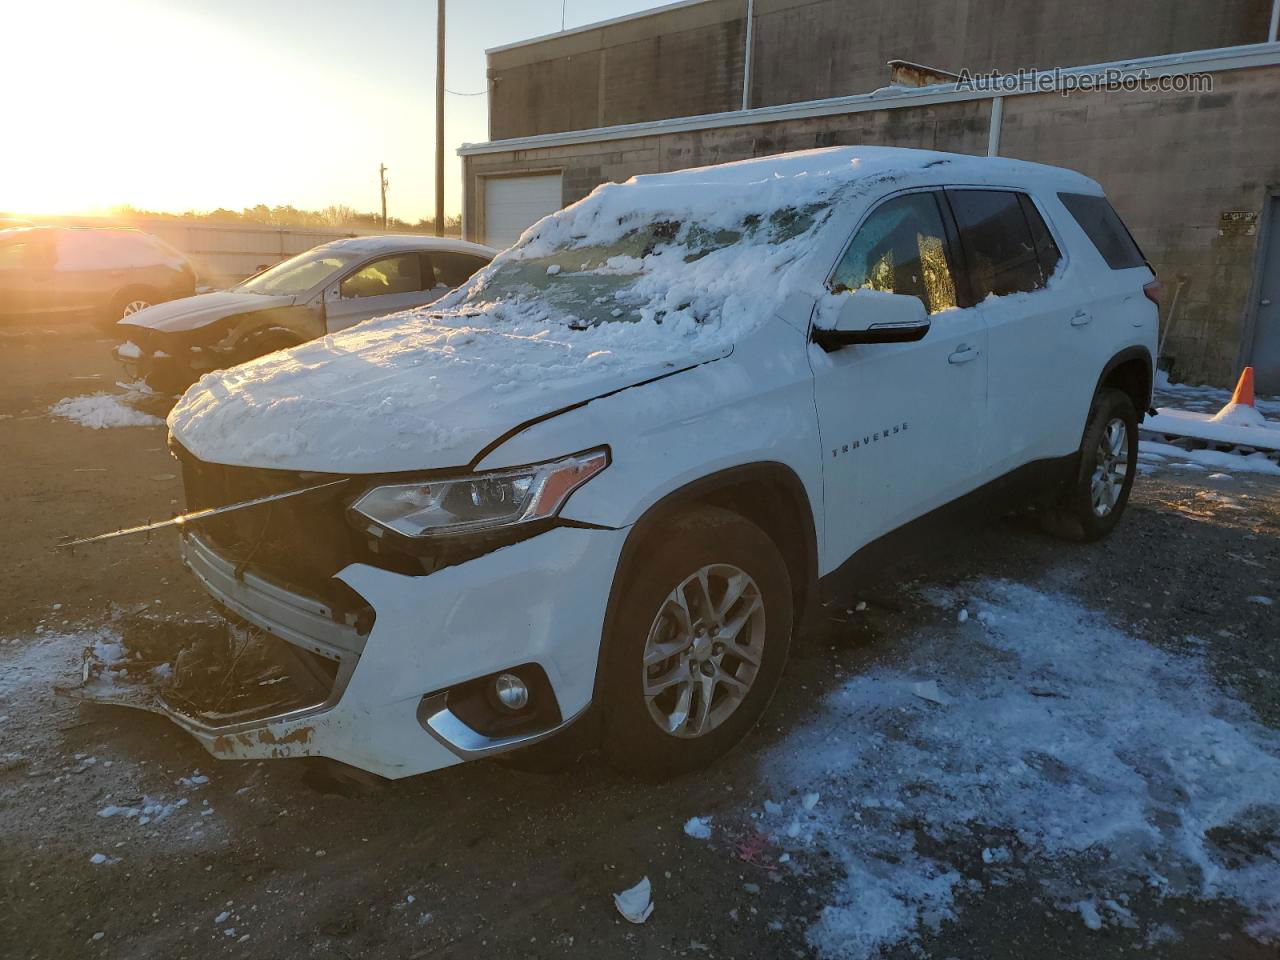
[[68, 525, 628, 779]]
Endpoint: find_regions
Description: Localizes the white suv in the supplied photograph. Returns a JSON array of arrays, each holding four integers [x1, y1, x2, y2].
[[156, 147, 1158, 779]]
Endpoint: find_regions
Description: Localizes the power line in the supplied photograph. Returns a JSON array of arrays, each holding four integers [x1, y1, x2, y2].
[[445, 87, 486, 96]]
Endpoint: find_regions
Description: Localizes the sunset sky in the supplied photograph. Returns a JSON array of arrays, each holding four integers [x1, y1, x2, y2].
[[2, 0, 664, 221]]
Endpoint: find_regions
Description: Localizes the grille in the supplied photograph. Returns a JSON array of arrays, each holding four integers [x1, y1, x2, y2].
[[175, 445, 374, 612]]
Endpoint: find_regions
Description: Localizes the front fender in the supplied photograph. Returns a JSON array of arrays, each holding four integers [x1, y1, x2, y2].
[[473, 317, 824, 542]]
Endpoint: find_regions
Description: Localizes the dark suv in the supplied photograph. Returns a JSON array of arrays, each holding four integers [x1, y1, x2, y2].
[[0, 227, 196, 326]]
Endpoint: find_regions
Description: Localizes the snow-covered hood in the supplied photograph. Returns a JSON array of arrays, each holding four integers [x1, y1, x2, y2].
[[168, 308, 730, 473], [121, 290, 294, 334]]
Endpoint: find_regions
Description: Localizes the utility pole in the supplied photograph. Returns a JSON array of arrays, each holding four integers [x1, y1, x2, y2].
[[379, 163, 389, 230], [434, 0, 446, 237]]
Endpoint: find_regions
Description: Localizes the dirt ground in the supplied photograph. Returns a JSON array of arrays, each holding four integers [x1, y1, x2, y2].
[[1, 323, 1278, 959]]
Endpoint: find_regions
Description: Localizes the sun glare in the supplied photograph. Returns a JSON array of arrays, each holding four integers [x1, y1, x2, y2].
[[1, 0, 448, 219]]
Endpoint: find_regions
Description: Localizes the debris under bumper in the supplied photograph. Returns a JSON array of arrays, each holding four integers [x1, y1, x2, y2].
[[66, 525, 627, 779]]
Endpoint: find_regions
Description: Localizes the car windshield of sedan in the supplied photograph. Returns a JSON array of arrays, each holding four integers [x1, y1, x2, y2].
[[238, 248, 359, 297], [458, 205, 823, 329]]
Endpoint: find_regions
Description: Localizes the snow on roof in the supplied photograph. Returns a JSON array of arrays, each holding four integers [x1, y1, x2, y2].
[[610, 145, 1094, 192]]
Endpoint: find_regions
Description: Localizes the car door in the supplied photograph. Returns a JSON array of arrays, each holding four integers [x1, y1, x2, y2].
[[946, 188, 1085, 475], [324, 252, 443, 333], [812, 188, 988, 568]]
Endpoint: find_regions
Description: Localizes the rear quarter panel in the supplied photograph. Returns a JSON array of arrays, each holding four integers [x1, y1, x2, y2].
[[1040, 191, 1158, 410]]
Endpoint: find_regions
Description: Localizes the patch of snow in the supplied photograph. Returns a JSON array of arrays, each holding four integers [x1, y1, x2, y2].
[[1246, 596, 1273, 606], [1138, 441, 1280, 477], [683, 816, 712, 840], [116, 341, 142, 360], [758, 579, 1280, 958], [1077, 900, 1103, 930], [49, 393, 162, 429], [1145, 407, 1280, 452]]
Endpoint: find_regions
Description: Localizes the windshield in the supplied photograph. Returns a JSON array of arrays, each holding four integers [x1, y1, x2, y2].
[[459, 205, 822, 329], [238, 247, 359, 297]]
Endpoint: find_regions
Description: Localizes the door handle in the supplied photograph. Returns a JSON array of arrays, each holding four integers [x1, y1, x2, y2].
[[948, 345, 979, 364], [1070, 310, 1092, 326]]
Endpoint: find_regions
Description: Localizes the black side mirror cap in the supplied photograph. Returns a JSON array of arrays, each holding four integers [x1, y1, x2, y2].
[[812, 319, 931, 352]]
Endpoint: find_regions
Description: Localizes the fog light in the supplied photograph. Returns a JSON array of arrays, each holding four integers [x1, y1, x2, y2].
[[494, 673, 529, 711]]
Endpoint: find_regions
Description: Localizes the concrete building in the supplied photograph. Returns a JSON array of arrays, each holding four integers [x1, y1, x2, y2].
[[460, 0, 1280, 390]]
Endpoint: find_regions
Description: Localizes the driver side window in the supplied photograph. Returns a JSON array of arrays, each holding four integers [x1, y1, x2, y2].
[[340, 254, 423, 300], [830, 192, 958, 315]]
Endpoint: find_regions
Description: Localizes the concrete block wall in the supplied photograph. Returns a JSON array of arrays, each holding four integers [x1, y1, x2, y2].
[[488, 0, 746, 139], [487, 0, 1272, 138]]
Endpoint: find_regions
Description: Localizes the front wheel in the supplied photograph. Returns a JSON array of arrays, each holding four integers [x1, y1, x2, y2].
[[1046, 387, 1139, 542], [599, 507, 793, 780]]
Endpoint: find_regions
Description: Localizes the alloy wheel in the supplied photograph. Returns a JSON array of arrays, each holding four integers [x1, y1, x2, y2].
[[1090, 417, 1129, 517], [641, 563, 766, 739], [121, 299, 152, 317]]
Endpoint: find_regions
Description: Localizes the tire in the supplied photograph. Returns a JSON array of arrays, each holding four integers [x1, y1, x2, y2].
[[599, 506, 793, 780], [106, 289, 158, 328], [1044, 387, 1139, 542]]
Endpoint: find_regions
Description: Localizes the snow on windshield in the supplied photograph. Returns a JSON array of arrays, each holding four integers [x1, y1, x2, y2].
[[457, 202, 824, 331]]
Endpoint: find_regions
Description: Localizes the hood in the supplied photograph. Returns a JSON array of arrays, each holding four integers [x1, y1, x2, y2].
[[168, 310, 729, 474], [120, 291, 294, 334]]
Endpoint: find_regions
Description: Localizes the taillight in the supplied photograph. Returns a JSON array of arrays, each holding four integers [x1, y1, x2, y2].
[[1143, 279, 1161, 306]]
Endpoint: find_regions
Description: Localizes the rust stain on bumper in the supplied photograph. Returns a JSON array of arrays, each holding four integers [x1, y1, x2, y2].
[[258, 726, 314, 746]]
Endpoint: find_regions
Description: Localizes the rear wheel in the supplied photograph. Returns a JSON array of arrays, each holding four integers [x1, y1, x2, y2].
[[1044, 387, 1138, 542], [599, 507, 792, 780]]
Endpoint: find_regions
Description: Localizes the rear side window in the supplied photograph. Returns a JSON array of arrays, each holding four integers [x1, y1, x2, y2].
[[432, 252, 489, 288], [1057, 193, 1146, 270], [947, 189, 1053, 299]]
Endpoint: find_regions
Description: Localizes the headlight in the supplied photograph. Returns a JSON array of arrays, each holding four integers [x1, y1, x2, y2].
[[351, 448, 609, 539]]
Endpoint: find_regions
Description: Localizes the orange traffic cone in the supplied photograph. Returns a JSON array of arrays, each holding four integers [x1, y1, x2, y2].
[[1211, 366, 1266, 426], [1229, 366, 1255, 407]]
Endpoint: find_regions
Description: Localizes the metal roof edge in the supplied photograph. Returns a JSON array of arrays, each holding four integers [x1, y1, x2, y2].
[[460, 41, 1280, 156]]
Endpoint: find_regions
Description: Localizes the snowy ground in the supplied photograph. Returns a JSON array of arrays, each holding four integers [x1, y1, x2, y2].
[[48, 384, 163, 429], [745, 580, 1280, 958]]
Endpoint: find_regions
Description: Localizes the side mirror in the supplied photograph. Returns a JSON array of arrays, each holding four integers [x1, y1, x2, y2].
[[812, 289, 931, 351]]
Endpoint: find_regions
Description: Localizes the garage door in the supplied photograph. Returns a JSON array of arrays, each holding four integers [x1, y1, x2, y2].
[[483, 174, 563, 251]]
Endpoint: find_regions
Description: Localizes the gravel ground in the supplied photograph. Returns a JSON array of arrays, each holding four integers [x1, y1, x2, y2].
[[1, 324, 1277, 959]]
